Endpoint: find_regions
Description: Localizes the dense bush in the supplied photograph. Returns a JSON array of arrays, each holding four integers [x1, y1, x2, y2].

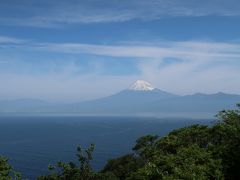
[[0, 156, 21, 180], [101, 104, 239, 179]]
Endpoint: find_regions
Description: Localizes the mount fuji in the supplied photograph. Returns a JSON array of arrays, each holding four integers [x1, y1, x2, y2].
[[64, 80, 240, 117], [66, 80, 177, 114], [0, 80, 240, 118]]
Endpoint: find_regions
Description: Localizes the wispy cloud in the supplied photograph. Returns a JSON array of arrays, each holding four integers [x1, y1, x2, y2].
[[0, 36, 26, 44], [0, 0, 239, 27], [1, 36, 240, 66], [33, 41, 240, 61], [0, 36, 240, 101]]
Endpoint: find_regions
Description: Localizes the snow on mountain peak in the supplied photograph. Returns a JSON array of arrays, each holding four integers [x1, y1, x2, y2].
[[129, 80, 155, 91]]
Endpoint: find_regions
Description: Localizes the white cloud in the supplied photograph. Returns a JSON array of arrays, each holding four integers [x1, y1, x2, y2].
[[0, 0, 239, 27], [34, 41, 240, 60], [0, 37, 240, 101], [137, 58, 240, 95], [0, 36, 25, 44], [0, 57, 239, 102]]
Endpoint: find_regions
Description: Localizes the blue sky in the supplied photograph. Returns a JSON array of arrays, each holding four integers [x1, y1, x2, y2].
[[0, 0, 240, 102]]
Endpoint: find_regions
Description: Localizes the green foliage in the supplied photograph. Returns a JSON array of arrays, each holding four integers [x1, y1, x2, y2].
[[0, 156, 21, 180], [38, 144, 104, 180], [101, 154, 143, 180], [102, 104, 240, 179], [133, 135, 158, 160], [135, 145, 223, 179], [210, 105, 240, 179], [151, 124, 210, 156]]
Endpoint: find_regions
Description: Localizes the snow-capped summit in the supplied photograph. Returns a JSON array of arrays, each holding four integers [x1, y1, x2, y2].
[[129, 80, 155, 91]]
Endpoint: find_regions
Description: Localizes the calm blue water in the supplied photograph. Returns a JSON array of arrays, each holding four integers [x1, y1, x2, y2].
[[0, 116, 212, 179]]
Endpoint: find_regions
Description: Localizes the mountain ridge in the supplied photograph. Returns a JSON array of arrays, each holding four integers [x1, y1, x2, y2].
[[0, 80, 240, 117]]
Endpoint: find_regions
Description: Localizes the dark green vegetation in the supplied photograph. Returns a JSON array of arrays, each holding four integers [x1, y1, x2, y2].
[[1, 104, 240, 179], [0, 156, 21, 179]]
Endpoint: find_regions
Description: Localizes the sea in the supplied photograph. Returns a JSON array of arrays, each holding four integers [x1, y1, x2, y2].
[[0, 115, 213, 179]]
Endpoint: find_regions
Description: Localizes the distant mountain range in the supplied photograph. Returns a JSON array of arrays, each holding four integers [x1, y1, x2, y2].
[[0, 80, 240, 118]]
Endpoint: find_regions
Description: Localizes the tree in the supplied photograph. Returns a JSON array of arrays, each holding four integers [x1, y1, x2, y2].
[[134, 145, 223, 179], [0, 156, 21, 180], [210, 104, 240, 179], [102, 104, 240, 179], [101, 154, 143, 180], [133, 135, 158, 161], [38, 144, 109, 180]]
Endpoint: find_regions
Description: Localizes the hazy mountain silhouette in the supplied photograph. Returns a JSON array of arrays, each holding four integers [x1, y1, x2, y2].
[[0, 80, 240, 117]]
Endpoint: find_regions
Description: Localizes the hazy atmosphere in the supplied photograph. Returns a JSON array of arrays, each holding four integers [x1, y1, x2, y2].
[[1, 1, 240, 179], [0, 0, 240, 102]]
